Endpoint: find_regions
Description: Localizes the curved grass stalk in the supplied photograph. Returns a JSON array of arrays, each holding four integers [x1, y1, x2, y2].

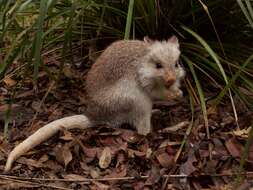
[[214, 53, 253, 106], [237, 0, 253, 28], [124, 0, 134, 39], [182, 55, 209, 139], [182, 25, 239, 126]]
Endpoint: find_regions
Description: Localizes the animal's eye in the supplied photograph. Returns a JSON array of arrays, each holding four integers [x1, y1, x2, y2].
[[155, 62, 163, 69]]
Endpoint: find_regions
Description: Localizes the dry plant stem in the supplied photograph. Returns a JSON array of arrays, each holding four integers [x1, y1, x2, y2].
[[4, 115, 90, 172], [1, 176, 73, 190], [158, 121, 189, 133], [186, 78, 200, 104], [1, 172, 253, 183]]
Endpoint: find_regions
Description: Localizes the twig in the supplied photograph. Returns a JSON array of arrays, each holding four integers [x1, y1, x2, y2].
[[0, 176, 73, 190], [158, 121, 189, 133], [1, 172, 253, 183]]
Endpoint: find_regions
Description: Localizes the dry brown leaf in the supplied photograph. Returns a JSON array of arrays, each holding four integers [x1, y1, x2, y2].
[[225, 138, 243, 158], [31, 101, 41, 112], [99, 136, 118, 146], [43, 160, 63, 171], [211, 138, 229, 160], [60, 130, 74, 141], [3, 76, 16, 87], [81, 146, 98, 162], [221, 115, 234, 127], [17, 157, 44, 169], [159, 121, 189, 132], [233, 127, 252, 138], [133, 181, 145, 190], [180, 160, 197, 176], [16, 90, 36, 98], [38, 154, 49, 163], [63, 174, 87, 180], [116, 151, 126, 168], [156, 152, 174, 168], [120, 130, 140, 143], [54, 144, 73, 168], [92, 181, 109, 190], [159, 140, 181, 148], [90, 168, 101, 179], [180, 149, 197, 176], [128, 149, 146, 157], [99, 147, 112, 169], [145, 165, 161, 186]]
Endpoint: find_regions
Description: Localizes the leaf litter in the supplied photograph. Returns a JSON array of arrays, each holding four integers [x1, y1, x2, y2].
[[0, 54, 253, 189]]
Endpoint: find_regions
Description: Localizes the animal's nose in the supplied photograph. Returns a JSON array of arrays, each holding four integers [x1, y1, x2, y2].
[[163, 71, 176, 87]]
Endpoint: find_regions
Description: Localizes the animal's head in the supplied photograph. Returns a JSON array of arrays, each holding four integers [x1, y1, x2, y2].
[[139, 36, 185, 99]]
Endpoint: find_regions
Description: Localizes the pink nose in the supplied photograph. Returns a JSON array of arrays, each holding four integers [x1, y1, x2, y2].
[[163, 72, 176, 87]]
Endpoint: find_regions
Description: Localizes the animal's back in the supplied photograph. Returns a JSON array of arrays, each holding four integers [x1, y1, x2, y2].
[[86, 40, 149, 97]]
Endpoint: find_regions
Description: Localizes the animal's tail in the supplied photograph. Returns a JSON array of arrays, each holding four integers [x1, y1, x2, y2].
[[5, 115, 91, 172]]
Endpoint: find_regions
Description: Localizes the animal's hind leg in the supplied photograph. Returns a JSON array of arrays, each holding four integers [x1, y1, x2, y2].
[[135, 112, 152, 135], [133, 98, 152, 135]]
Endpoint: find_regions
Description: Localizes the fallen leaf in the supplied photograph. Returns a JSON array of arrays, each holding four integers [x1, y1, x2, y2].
[[159, 121, 190, 132], [120, 130, 140, 143], [54, 144, 73, 168], [43, 160, 63, 172], [156, 152, 174, 168], [99, 136, 118, 146], [133, 181, 145, 190], [90, 168, 101, 179], [63, 174, 87, 180], [128, 149, 146, 157], [145, 165, 161, 186], [233, 127, 252, 138], [221, 115, 234, 127], [212, 138, 229, 160], [225, 138, 243, 158], [105, 164, 127, 179], [180, 149, 197, 176], [60, 130, 74, 141], [38, 154, 49, 163], [31, 101, 41, 112], [180, 160, 197, 176], [3, 76, 16, 87], [116, 151, 126, 168], [92, 181, 109, 190], [17, 157, 44, 169], [99, 147, 112, 169]]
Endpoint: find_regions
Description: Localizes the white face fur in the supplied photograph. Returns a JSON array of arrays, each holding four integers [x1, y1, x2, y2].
[[138, 36, 185, 99]]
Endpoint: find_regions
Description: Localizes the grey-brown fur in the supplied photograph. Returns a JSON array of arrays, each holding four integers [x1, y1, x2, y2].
[[86, 37, 185, 135]]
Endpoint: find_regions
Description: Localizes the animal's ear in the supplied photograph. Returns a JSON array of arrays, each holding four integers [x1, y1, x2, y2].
[[144, 36, 154, 43], [167, 35, 178, 44]]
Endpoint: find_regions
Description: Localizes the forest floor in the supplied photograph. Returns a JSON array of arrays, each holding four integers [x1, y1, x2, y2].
[[0, 55, 253, 190]]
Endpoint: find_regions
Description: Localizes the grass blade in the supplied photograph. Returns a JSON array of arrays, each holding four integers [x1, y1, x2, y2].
[[182, 25, 239, 126], [237, 0, 253, 28], [124, 0, 134, 39], [57, 1, 77, 79], [214, 53, 253, 105], [182, 55, 209, 139], [33, 0, 48, 85]]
